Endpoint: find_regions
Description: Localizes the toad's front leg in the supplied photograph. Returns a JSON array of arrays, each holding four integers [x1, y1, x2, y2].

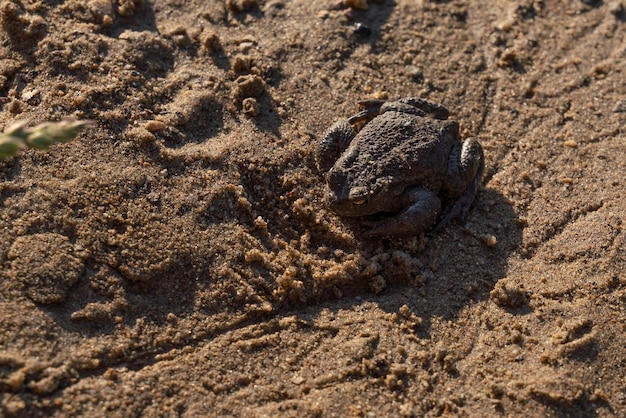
[[365, 188, 441, 237], [316, 120, 355, 173]]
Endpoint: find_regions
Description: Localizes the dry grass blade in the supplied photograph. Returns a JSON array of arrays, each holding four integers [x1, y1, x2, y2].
[[0, 119, 94, 160]]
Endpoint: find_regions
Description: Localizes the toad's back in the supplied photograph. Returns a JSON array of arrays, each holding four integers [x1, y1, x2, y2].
[[340, 111, 458, 192]]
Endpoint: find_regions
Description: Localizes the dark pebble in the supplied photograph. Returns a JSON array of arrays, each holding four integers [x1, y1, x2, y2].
[[353, 23, 372, 38]]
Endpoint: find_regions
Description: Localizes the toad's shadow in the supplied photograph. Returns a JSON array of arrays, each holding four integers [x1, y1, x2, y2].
[[224, 183, 522, 339], [326, 186, 524, 329]]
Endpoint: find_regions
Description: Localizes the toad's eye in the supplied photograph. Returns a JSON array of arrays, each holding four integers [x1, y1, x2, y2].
[[348, 186, 368, 205]]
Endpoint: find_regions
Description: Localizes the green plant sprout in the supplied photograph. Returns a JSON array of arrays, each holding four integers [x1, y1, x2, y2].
[[0, 119, 94, 160]]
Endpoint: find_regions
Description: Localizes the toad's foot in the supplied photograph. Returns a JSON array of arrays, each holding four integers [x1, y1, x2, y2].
[[364, 188, 441, 237]]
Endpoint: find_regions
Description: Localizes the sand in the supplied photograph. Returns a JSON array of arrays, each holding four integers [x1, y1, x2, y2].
[[1, 0, 625, 416]]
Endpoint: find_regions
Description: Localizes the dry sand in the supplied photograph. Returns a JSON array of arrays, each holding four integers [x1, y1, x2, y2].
[[1, 0, 625, 416]]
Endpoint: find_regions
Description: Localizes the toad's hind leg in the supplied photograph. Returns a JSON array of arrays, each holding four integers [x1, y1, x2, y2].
[[316, 120, 355, 173], [365, 189, 441, 237], [434, 138, 484, 231]]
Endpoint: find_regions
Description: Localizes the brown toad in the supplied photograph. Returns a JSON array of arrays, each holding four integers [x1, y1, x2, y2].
[[316, 98, 484, 237]]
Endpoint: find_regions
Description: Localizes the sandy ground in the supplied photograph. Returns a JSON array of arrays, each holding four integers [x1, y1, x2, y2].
[[1, 0, 625, 416]]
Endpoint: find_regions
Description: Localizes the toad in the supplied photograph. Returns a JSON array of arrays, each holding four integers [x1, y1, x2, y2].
[[316, 98, 484, 237]]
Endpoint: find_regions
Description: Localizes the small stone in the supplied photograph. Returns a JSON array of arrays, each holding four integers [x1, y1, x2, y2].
[[232, 55, 253, 73], [200, 31, 221, 54], [495, 18, 515, 31], [291, 376, 306, 385], [564, 139, 578, 148], [242, 97, 260, 116], [234, 74, 265, 99], [317, 10, 329, 19], [21, 89, 40, 105], [145, 120, 166, 132], [407, 66, 423, 82], [147, 191, 161, 204], [89, 0, 114, 23], [353, 22, 371, 37], [483, 235, 497, 247], [497, 49, 517, 68]]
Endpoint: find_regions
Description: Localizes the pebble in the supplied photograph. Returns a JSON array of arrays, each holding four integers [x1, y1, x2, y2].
[[353, 23, 371, 37], [407, 65, 423, 82], [89, 0, 114, 24], [145, 120, 166, 132], [234, 74, 265, 98], [483, 235, 498, 247], [201, 31, 221, 54], [242, 97, 260, 117]]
